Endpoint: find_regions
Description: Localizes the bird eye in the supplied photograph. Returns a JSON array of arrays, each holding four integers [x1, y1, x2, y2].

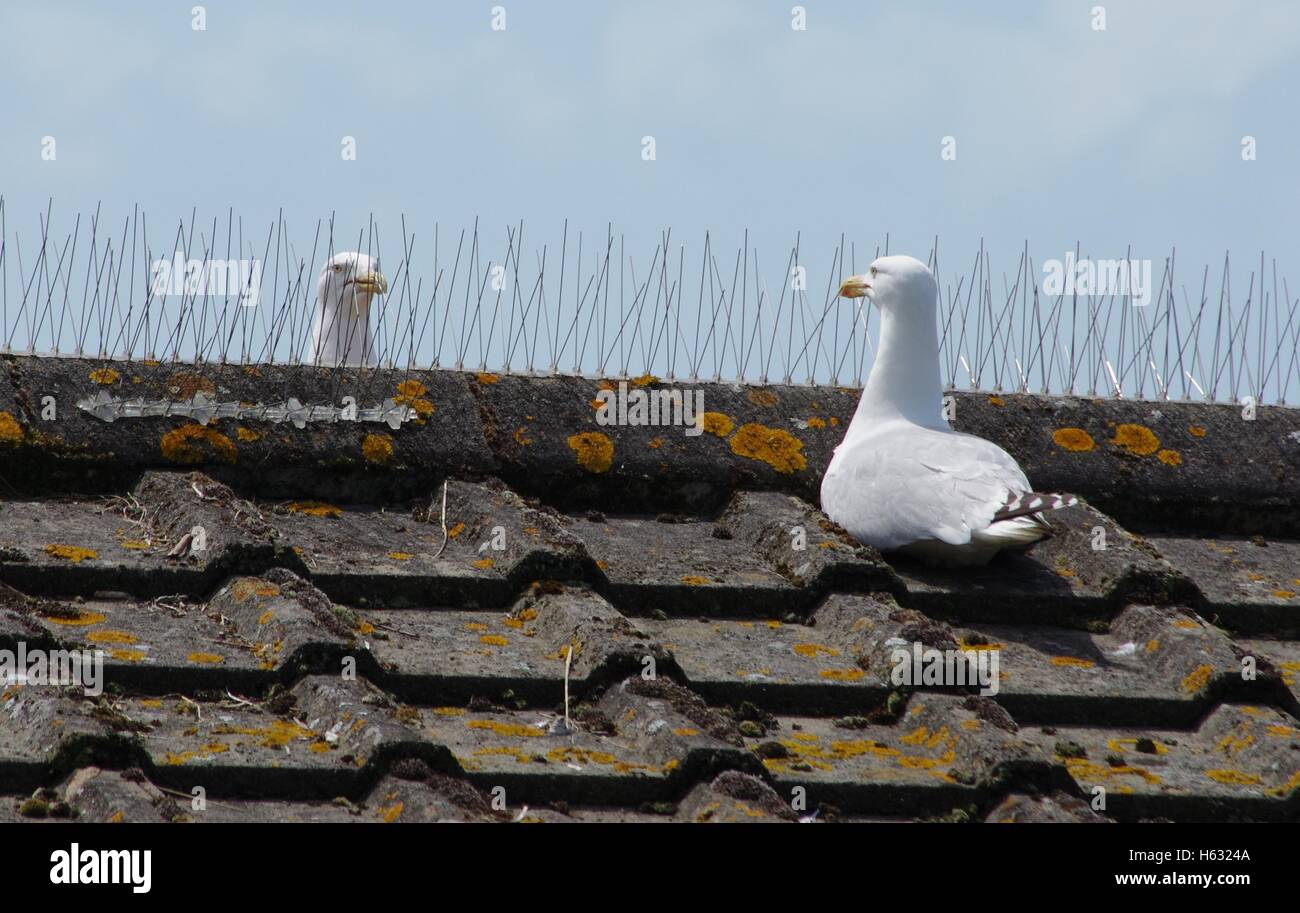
[[332, 264, 343, 272], [870, 266, 878, 278]]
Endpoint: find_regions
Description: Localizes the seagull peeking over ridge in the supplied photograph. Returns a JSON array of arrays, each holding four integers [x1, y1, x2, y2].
[[820, 254, 1076, 566], [310, 252, 388, 367]]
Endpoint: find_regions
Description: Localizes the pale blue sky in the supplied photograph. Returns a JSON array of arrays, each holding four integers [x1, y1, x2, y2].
[[1, 0, 1297, 395]]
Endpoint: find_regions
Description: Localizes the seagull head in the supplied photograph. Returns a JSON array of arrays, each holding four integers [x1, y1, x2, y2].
[[838, 255, 936, 313], [317, 252, 388, 318]]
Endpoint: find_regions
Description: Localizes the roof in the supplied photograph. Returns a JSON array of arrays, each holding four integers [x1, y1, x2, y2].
[[0, 355, 1297, 823]]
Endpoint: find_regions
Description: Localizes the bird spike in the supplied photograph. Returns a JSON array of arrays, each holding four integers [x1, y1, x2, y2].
[[2, 200, 1297, 407]]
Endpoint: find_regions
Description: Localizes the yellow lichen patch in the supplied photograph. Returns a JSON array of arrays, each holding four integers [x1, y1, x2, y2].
[[235, 426, 263, 443], [805, 416, 826, 429], [186, 652, 224, 665], [379, 802, 404, 823], [355, 621, 374, 635], [257, 610, 274, 625], [89, 368, 120, 385], [1107, 738, 1169, 756], [567, 431, 614, 473], [211, 720, 314, 748], [42, 610, 106, 626], [729, 423, 806, 473], [160, 424, 237, 465], [680, 575, 709, 586], [792, 643, 840, 659], [396, 379, 426, 398], [819, 668, 865, 681], [1050, 656, 1096, 669], [475, 372, 500, 384], [647, 436, 663, 449], [109, 648, 146, 662], [1205, 769, 1262, 786], [361, 433, 394, 465], [1266, 771, 1300, 797], [393, 379, 434, 420], [1052, 427, 1095, 452], [120, 539, 150, 551], [1172, 618, 1201, 630], [464, 622, 488, 632], [434, 707, 465, 716], [387, 552, 414, 561], [472, 557, 495, 570], [1180, 664, 1214, 694], [630, 374, 658, 387], [0, 411, 23, 443], [1272, 590, 1296, 599], [479, 634, 508, 647], [87, 630, 137, 645], [672, 728, 700, 737], [1109, 423, 1160, 456], [230, 579, 281, 601], [746, 388, 778, 406], [1156, 449, 1182, 466], [513, 427, 531, 446], [167, 372, 216, 399], [165, 743, 231, 765], [701, 412, 735, 438], [1064, 757, 1161, 785], [445, 522, 466, 540], [44, 544, 99, 563], [466, 719, 544, 738], [1145, 639, 1160, 653], [988, 396, 1004, 406], [1188, 425, 1207, 438]]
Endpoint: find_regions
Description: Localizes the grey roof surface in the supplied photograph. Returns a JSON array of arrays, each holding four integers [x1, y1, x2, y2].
[[0, 356, 1297, 823]]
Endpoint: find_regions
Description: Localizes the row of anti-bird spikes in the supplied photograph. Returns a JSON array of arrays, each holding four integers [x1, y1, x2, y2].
[[1, 199, 1298, 405]]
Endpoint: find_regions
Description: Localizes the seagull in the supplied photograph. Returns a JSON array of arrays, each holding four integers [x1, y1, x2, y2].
[[310, 252, 388, 367], [821, 255, 1076, 566]]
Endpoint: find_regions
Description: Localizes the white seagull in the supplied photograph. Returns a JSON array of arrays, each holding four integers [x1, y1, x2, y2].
[[821, 255, 1076, 566], [310, 252, 388, 367]]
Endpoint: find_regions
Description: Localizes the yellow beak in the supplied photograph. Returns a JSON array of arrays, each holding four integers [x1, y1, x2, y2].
[[838, 275, 871, 299], [350, 271, 388, 295]]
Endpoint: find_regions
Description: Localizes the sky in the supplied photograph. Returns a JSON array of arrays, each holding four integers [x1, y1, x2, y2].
[[1, 0, 1296, 395]]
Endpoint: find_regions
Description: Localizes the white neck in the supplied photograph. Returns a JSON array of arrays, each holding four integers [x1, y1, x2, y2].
[[311, 294, 372, 367], [849, 298, 946, 433]]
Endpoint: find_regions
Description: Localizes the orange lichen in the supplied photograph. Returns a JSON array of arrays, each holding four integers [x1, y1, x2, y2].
[[746, 388, 778, 406], [988, 396, 1005, 406], [630, 374, 658, 387], [234, 426, 262, 442], [167, 372, 216, 399], [567, 431, 614, 473], [472, 557, 495, 569], [701, 412, 734, 438], [42, 610, 105, 626], [1205, 769, 1262, 786], [89, 368, 120, 385], [466, 719, 544, 738], [387, 552, 414, 561], [1050, 656, 1096, 669], [1188, 425, 1207, 438], [647, 436, 663, 449], [479, 634, 508, 646], [230, 579, 281, 601], [447, 522, 465, 539], [806, 417, 826, 429], [729, 423, 806, 473], [186, 652, 225, 665], [160, 424, 237, 465], [285, 500, 342, 518], [1052, 427, 1095, 452], [87, 630, 137, 645], [1157, 449, 1182, 466], [1109, 423, 1160, 456], [1272, 590, 1296, 599], [0, 411, 22, 443], [819, 668, 865, 681], [792, 643, 840, 658], [110, 649, 146, 663], [680, 575, 709, 586], [44, 544, 98, 563], [513, 427, 531, 446], [394, 380, 434, 420], [475, 372, 500, 384], [362, 433, 394, 465], [1180, 664, 1214, 694]]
